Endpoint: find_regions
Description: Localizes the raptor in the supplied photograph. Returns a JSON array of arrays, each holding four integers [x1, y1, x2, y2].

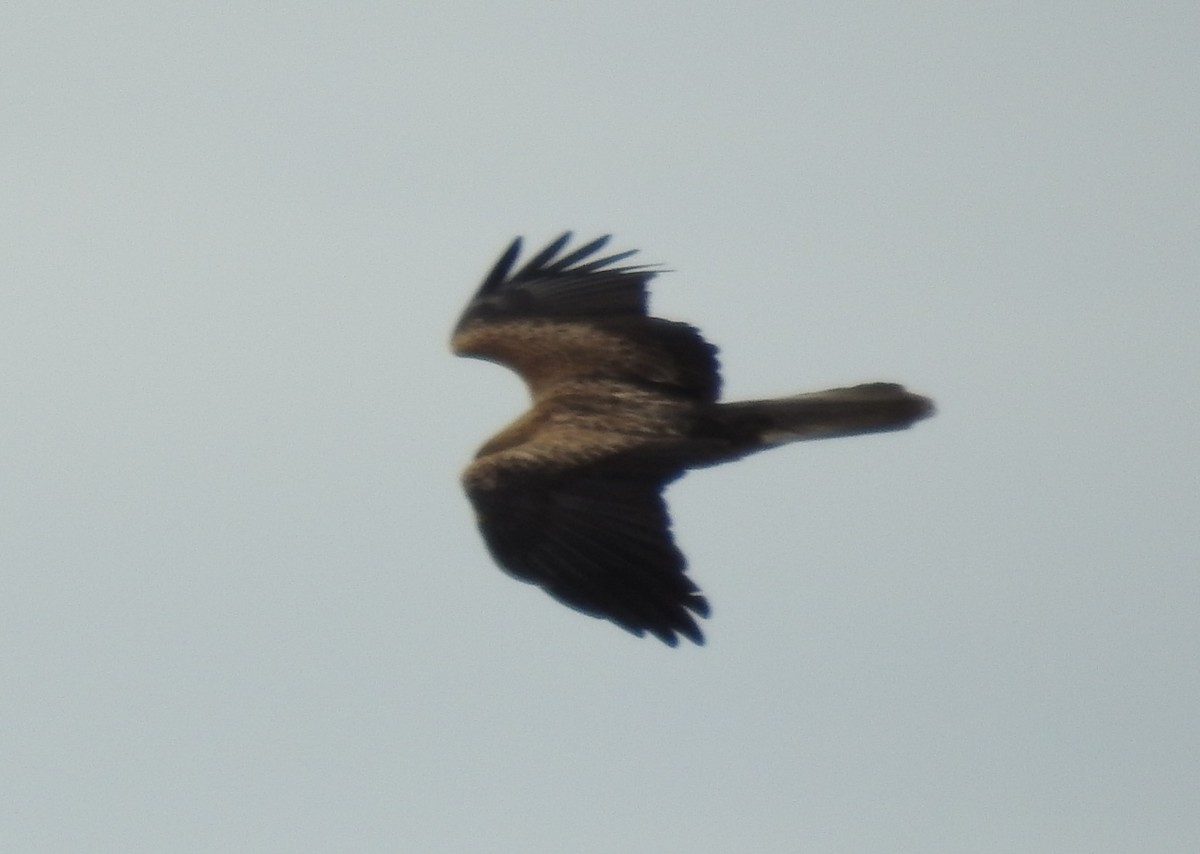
[[452, 233, 932, 646]]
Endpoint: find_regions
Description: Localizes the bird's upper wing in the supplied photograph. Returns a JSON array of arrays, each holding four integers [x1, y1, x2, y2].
[[451, 232, 721, 402], [464, 456, 710, 646]]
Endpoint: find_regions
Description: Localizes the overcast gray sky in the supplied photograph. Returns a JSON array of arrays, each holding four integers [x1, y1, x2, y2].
[[3, 3, 1198, 852]]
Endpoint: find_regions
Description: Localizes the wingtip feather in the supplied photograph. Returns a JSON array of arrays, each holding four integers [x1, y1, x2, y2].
[[479, 236, 522, 294]]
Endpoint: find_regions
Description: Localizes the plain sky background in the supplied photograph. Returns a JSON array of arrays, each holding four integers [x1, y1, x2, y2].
[[3, 3, 1198, 852]]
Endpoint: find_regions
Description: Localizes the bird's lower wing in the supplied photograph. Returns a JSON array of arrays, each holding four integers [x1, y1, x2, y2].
[[465, 467, 709, 646]]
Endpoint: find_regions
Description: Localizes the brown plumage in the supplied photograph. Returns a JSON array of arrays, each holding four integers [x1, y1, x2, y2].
[[452, 232, 933, 646]]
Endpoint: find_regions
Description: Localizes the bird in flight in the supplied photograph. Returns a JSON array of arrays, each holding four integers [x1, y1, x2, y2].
[[452, 233, 933, 646]]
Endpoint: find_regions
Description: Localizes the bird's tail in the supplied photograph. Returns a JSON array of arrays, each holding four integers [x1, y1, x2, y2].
[[712, 382, 933, 457]]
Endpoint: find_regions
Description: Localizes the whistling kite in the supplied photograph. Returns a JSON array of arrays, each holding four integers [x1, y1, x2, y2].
[[452, 233, 932, 646]]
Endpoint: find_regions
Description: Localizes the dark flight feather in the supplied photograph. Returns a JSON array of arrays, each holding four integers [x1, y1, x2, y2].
[[454, 231, 654, 330], [452, 233, 934, 645], [468, 466, 707, 646]]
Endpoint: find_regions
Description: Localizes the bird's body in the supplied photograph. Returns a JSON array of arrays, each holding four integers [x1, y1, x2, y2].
[[452, 233, 932, 646]]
